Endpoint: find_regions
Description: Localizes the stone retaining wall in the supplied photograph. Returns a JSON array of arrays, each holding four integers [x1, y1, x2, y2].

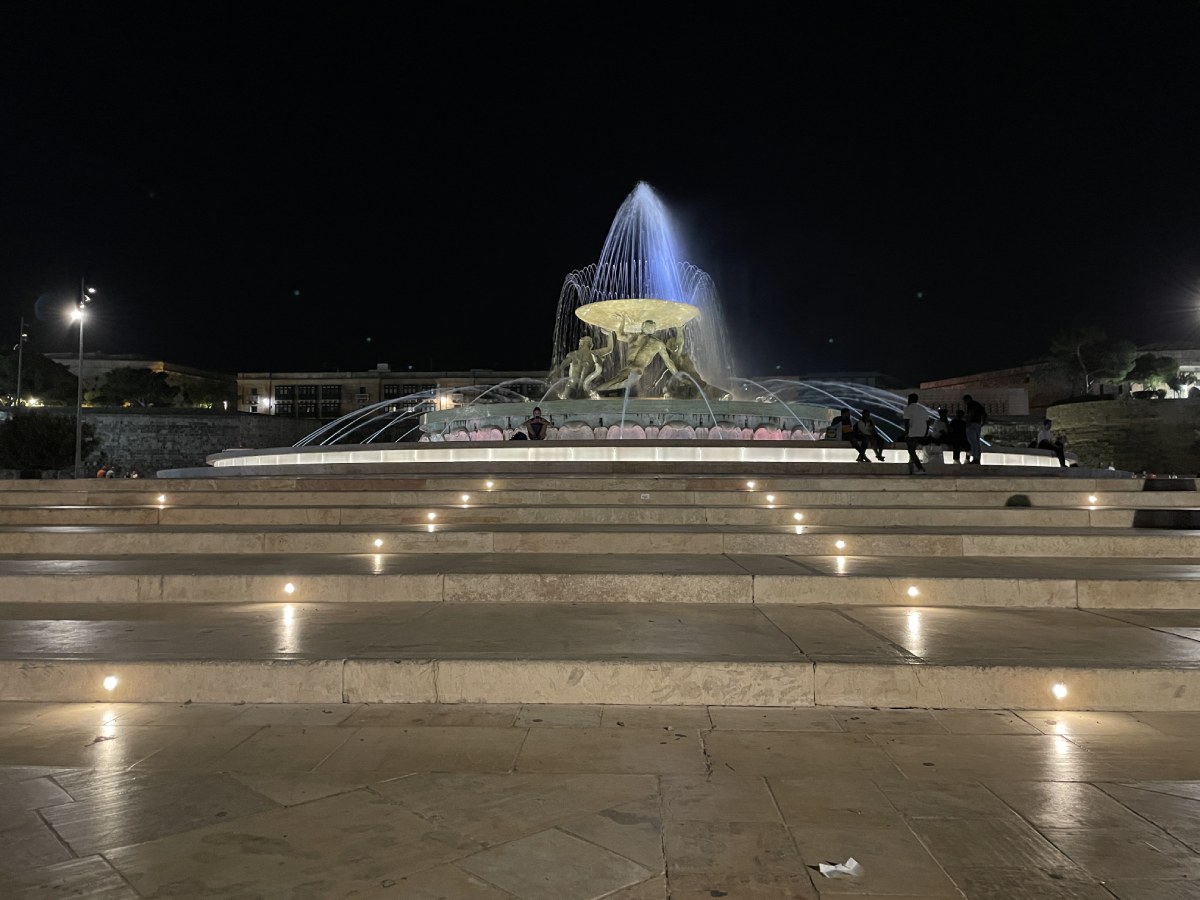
[[3, 410, 318, 478], [1048, 398, 1200, 475]]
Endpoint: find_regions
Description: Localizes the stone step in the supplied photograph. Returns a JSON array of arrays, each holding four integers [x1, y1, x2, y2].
[[0, 472, 1157, 497], [0, 553, 1196, 608], [0, 502, 1158, 527], [1, 485, 1186, 506], [3, 524, 1198, 557], [0, 601, 1195, 710]]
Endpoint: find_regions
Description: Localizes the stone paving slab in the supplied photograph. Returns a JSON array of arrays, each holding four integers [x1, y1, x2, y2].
[[1, 702, 1198, 898]]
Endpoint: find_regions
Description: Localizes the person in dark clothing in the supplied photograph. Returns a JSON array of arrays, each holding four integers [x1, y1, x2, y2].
[[962, 394, 987, 464], [1036, 419, 1067, 466], [522, 407, 549, 440], [948, 409, 969, 464], [854, 410, 886, 461], [835, 409, 867, 460]]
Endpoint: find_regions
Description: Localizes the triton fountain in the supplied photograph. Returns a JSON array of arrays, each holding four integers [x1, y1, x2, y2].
[[203, 182, 1069, 471]]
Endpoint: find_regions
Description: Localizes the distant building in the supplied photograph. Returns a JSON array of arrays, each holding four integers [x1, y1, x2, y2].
[[922, 341, 1200, 418], [43, 353, 236, 407], [237, 365, 549, 420], [922, 359, 1080, 419]]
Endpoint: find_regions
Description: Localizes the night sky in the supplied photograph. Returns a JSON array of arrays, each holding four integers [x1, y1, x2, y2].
[[4, 4, 1200, 386]]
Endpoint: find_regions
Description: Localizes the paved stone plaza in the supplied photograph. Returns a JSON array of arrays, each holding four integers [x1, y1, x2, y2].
[[0, 466, 1197, 897], [3, 701, 1200, 898]]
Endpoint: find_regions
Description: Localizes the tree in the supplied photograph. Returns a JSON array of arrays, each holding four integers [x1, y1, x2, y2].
[[0, 413, 98, 470], [1049, 327, 1137, 395], [94, 367, 180, 407], [0, 350, 79, 407], [177, 377, 237, 409], [1127, 353, 1179, 391]]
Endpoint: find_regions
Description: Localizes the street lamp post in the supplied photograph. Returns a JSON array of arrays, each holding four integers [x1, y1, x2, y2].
[[13, 316, 28, 411], [72, 279, 96, 479]]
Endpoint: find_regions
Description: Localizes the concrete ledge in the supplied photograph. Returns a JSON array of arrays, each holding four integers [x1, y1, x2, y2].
[[5, 657, 1200, 710], [0, 659, 343, 703], [344, 659, 815, 706], [752, 575, 1079, 607], [442, 573, 753, 604], [813, 662, 1200, 711], [1078, 580, 1200, 609], [2, 572, 1194, 608], [3, 527, 1196, 558]]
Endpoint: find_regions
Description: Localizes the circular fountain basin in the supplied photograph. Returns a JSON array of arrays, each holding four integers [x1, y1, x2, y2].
[[574, 298, 700, 331], [417, 399, 833, 442]]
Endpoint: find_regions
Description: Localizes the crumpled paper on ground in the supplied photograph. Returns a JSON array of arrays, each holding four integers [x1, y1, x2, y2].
[[818, 857, 864, 878]]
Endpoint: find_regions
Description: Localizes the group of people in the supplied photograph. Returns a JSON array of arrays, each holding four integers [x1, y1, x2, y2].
[[835, 392, 991, 475], [96, 465, 139, 478], [834, 407, 886, 463]]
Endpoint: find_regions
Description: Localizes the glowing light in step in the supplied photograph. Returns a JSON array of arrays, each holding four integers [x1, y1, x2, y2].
[[485, 480, 494, 489], [373, 538, 383, 548], [427, 512, 437, 520], [283, 582, 295, 594], [102, 676, 119, 691], [1052, 682, 1068, 700], [461, 494, 470, 502], [904, 611, 926, 656], [907, 586, 920, 598], [1087, 495, 1097, 504], [793, 512, 803, 521], [279, 604, 297, 655], [766, 494, 775, 502], [835, 540, 846, 550], [156, 494, 166, 503], [746, 481, 756, 489]]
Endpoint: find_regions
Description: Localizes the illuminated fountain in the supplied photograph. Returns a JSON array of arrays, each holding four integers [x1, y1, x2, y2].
[[414, 181, 835, 442], [205, 182, 1069, 469]]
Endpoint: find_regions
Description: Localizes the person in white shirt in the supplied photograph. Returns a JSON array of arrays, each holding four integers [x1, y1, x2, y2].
[[902, 393, 928, 475], [1036, 419, 1067, 466]]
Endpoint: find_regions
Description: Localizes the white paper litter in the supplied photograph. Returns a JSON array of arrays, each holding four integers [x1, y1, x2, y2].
[[817, 857, 864, 878]]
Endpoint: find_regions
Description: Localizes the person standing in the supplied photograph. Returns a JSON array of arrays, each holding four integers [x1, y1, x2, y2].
[[902, 393, 928, 475], [949, 409, 969, 464], [962, 394, 987, 464]]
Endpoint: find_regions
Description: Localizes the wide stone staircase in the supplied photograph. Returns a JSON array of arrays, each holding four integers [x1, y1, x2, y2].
[[0, 464, 1197, 711]]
